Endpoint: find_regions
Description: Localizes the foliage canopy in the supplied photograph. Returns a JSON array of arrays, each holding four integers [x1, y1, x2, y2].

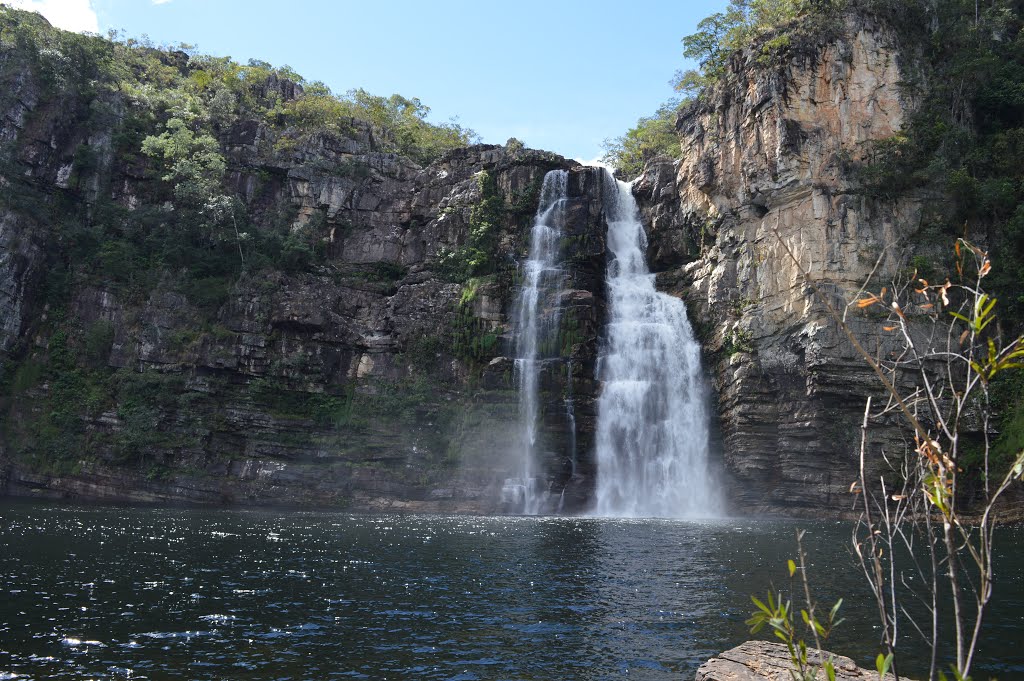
[[601, 99, 684, 180]]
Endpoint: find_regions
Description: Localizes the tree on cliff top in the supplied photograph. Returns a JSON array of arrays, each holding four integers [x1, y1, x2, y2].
[[601, 99, 685, 180], [603, 0, 830, 178], [673, 0, 828, 95]]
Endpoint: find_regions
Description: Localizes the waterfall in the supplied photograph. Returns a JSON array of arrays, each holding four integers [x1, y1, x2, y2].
[[593, 171, 721, 518], [504, 169, 570, 515]]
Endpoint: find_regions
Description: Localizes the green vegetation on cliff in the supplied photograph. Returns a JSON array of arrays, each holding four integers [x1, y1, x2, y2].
[[437, 170, 505, 282], [850, 1, 1024, 317], [603, 0, 832, 178], [0, 6, 497, 490], [0, 4, 478, 308], [673, 0, 826, 96], [601, 100, 684, 180]]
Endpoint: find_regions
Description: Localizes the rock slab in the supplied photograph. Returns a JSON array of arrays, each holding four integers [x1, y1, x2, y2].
[[696, 641, 898, 681]]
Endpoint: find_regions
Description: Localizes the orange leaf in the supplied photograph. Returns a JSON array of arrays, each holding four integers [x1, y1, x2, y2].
[[919, 279, 929, 288], [955, 241, 962, 258], [959, 329, 969, 346], [883, 326, 897, 331], [856, 296, 878, 308], [921, 303, 934, 310], [980, 260, 992, 277]]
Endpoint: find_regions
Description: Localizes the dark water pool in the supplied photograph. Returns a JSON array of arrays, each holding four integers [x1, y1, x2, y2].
[[0, 503, 1021, 680]]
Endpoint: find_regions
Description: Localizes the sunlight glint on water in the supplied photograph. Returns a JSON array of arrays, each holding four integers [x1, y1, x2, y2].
[[1, 505, 1021, 680]]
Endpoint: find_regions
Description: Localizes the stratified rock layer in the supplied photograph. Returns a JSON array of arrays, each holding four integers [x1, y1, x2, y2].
[[0, 11, 613, 510], [637, 13, 923, 514]]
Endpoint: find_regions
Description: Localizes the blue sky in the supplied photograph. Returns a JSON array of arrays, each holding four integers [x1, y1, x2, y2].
[[12, 0, 728, 162]]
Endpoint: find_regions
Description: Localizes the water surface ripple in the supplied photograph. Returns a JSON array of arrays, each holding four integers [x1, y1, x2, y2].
[[0, 504, 1021, 680]]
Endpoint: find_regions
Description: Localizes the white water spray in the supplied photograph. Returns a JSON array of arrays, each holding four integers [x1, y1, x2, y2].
[[593, 171, 721, 518], [504, 170, 570, 514]]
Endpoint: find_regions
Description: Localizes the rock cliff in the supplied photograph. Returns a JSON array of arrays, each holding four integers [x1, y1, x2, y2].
[[636, 13, 926, 513], [2, 7, 996, 516], [0, 9, 614, 511]]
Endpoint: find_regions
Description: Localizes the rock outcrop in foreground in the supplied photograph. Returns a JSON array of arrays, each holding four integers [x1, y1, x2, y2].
[[697, 641, 899, 681]]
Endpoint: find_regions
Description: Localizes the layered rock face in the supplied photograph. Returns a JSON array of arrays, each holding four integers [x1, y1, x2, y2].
[[636, 14, 924, 513], [0, 16, 616, 510], [1, 9, 953, 516]]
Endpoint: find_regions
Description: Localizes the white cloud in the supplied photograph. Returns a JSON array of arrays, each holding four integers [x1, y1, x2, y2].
[[151, 0, 172, 4], [7, 0, 99, 33]]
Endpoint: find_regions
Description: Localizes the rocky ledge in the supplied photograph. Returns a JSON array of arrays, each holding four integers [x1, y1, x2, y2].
[[697, 641, 899, 681]]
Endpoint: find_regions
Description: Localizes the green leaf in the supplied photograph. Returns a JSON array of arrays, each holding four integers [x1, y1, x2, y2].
[[830, 598, 843, 620], [876, 652, 894, 679], [950, 311, 971, 325], [979, 295, 997, 324], [1012, 452, 1024, 479], [825, 660, 837, 681], [788, 559, 797, 577]]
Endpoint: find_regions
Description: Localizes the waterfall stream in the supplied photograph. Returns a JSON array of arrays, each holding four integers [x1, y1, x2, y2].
[[504, 169, 570, 514], [507, 168, 719, 517], [593, 171, 721, 518]]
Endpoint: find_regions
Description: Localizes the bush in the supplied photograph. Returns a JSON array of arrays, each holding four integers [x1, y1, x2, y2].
[[674, 0, 829, 95], [436, 171, 504, 281], [81, 321, 114, 367], [602, 100, 684, 179]]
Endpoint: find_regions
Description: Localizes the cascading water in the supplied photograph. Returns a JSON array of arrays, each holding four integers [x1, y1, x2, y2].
[[504, 169, 570, 515], [593, 170, 721, 518]]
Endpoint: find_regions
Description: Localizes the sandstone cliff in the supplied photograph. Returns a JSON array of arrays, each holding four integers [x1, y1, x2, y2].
[[636, 12, 927, 513], [3, 6, 1000, 516]]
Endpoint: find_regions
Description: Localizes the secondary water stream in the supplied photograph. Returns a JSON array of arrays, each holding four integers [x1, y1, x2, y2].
[[506, 170, 570, 514]]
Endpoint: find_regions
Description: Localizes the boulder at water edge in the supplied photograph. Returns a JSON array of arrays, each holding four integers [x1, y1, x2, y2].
[[696, 641, 901, 681]]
